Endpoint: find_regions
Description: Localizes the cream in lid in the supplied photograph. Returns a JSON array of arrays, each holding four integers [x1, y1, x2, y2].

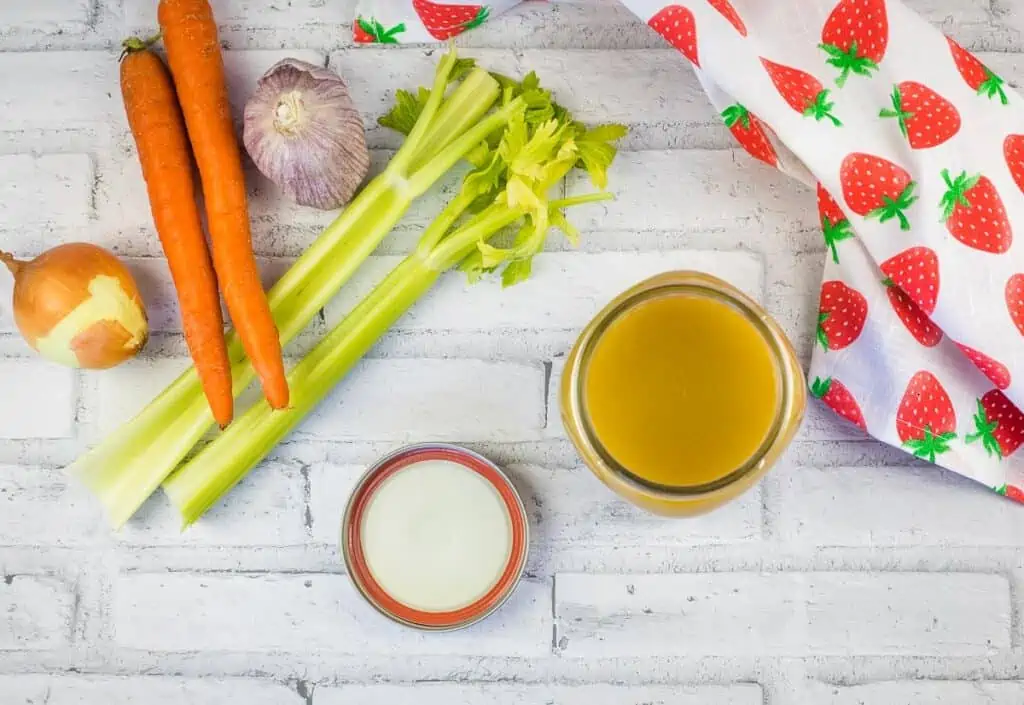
[[359, 458, 513, 613]]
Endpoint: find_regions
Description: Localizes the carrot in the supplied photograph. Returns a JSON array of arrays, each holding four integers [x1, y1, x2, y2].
[[120, 36, 234, 427], [157, 0, 290, 410]]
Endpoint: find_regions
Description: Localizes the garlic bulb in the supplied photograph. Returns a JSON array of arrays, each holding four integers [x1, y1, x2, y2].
[[243, 58, 370, 211]]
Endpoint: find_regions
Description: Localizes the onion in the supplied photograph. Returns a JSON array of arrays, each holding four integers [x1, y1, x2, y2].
[[1, 243, 149, 369], [243, 58, 370, 210]]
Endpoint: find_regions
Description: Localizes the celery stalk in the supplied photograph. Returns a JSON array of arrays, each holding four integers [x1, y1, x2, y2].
[[164, 208, 526, 525], [69, 51, 520, 528], [163, 101, 626, 525]]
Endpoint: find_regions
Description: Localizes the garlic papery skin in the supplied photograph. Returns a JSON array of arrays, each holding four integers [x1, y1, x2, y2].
[[243, 58, 370, 211]]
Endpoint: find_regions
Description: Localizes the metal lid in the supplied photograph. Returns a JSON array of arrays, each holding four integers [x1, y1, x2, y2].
[[341, 443, 530, 631]]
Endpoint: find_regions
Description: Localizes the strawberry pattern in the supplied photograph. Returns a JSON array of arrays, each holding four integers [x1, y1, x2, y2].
[[361, 0, 1024, 505]]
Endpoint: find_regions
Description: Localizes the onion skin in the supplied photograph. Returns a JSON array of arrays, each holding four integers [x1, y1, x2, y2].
[[243, 58, 369, 211], [2, 243, 149, 370]]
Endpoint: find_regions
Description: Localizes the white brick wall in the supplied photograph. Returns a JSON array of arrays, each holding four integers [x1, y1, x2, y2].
[[554, 572, 1011, 657], [2, 1, 1024, 702], [0, 675, 304, 704], [315, 683, 765, 704], [0, 574, 76, 650], [114, 572, 551, 656], [0, 154, 93, 231]]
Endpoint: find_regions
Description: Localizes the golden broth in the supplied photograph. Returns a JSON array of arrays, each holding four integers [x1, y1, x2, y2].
[[582, 291, 781, 488]]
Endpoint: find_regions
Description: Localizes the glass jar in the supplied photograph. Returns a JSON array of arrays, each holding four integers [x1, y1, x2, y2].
[[560, 271, 806, 517]]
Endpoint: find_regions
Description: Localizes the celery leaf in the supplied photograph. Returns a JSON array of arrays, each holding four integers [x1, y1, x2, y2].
[[575, 123, 627, 189]]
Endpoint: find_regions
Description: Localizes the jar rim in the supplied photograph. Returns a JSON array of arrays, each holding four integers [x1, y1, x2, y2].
[[566, 274, 799, 500]]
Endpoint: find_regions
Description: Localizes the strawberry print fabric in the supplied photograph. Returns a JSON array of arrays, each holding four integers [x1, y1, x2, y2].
[[354, 0, 1024, 503]]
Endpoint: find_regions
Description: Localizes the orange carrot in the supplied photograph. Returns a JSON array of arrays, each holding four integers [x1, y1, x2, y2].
[[157, 0, 290, 410], [120, 36, 235, 426]]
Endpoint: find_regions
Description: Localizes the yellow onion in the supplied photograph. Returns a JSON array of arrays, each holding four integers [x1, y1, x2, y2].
[[1, 243, 148, 369]]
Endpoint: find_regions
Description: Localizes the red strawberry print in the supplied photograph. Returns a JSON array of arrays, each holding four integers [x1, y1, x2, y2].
[[955, 342, 1011, 390], [839, 153, 916, 230], [649, 5, 699, 67], [721, 104, 777, 167], [412, 0, 489, 40], [811, 377, 867, 432], [879, 82, 961, 149], [1006, 274, 1024, 336], [1004, 135, 1024, 194], [967, 390, 1024, 459], [817, 183, 854, 263], [896, 371, 957, 463], [948, 37, 1008, 105], [883, 279, 943, 347], [819, 0, 889, 86], [353, 16, 407, 43], [817, 280, 868, 351], [761, 58, 842, 126], [940, 170, 1012, 254], [880, 246, 939, 314], [708, 0, 746, 36], [999, 485, 1024, 503]]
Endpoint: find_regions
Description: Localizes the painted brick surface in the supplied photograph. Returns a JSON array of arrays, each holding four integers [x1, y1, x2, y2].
[[114, 572, 551, 656], [0, 361, 75, 439], [315, 683, 765, 705], [773, 464, 1024, 546], [326, 251, 763, 331], [4, 1, 93, 32], [117, 462, 307, 546], [800, 681, 1024, 705], [554, 572, 1011, 657], [0, 53, 120, 128], [0, 675, 304, 704], [566, 150, 815, 233], [513, 464, 763, 546], [297, 359, 546, 442], [0, 154, 93, 231], [0, 575, 75, 650], [0, 466, 102, 546]]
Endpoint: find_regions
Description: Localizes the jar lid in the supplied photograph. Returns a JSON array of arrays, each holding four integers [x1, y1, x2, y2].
[[341, 443, 529, 631]]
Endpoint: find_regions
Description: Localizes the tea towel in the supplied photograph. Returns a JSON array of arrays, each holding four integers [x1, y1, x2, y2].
[[353, 0, 1024, 503]]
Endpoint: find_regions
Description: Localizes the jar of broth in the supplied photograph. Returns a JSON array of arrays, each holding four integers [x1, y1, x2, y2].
[[560, 271, 805, 517]]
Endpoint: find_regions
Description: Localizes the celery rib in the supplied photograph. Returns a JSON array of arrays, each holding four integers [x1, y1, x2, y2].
[[68, 57, 511, 528]]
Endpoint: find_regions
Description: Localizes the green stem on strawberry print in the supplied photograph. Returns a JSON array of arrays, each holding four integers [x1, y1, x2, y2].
[[977, 68, 1008, 105], [902, 426, 957, 464], [896, 371, 957, 463], [821, 215, 854, 264], [966, 399, 1003, 459], [866, 184, 917, 231], [802, 89, 843, 127], [413, 1, 490, 40], [948, 37, 1009, 106], [965, 390, 1024, 460], [820, 40, 880, 87], [761, 59, 842, 127], [354, 17, 407, 43], [939, 169, 981, 221], [817, 184, 853, 263], [721, 104, 752, 130], [816, 312, 831, 351], [996, 484, 1024, 502], [939, 169, 1013, 253], [878, 86, 913, 138], [820, 0, 888, 87]]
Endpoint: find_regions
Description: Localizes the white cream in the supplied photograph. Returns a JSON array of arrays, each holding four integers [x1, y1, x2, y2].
[[360, 459, 513, 613]]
